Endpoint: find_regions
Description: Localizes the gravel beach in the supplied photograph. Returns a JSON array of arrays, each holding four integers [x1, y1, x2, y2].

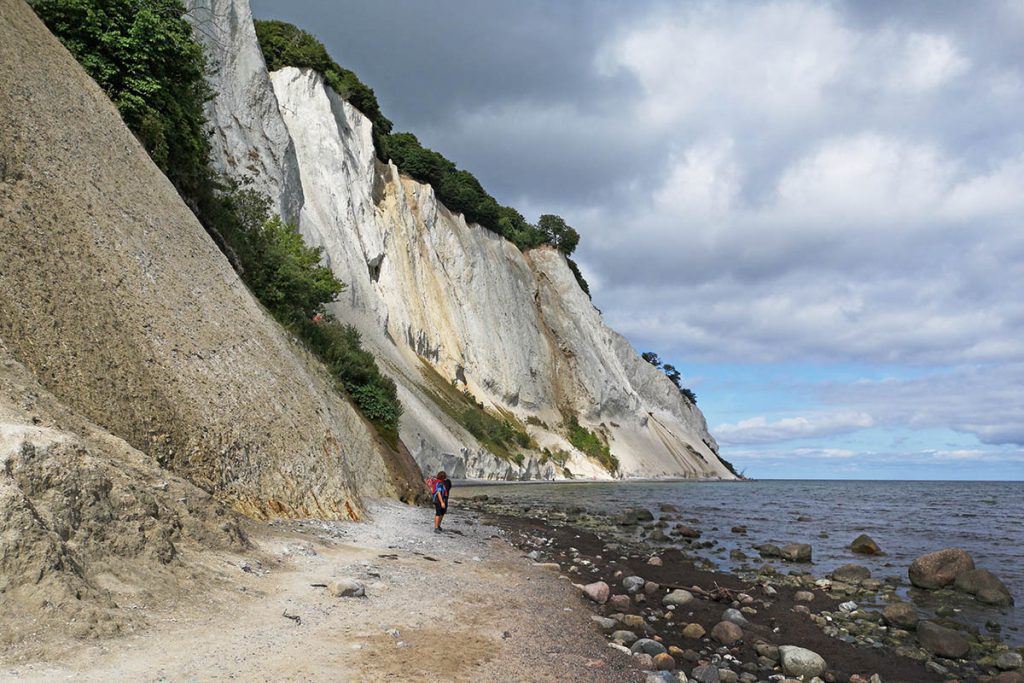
[[0, 501, 638, 682]]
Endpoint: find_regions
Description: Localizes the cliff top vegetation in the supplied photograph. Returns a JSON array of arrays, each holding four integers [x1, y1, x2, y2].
[[253, 19, 590, 295]]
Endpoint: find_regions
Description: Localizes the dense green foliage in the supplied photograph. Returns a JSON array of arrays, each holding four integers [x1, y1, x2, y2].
[[642, 351, 697, 404], [565, 416, 618, 473], [30, 0, 211, 198], [252, 20, 593, 296], [32, 2, 403, 433], [228, 191, 402, 430], [460, 407, 530, 463], [254, 19, 392, 152], [295, 318, 403, 431]]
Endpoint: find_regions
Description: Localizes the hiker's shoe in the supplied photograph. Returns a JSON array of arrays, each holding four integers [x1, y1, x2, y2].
[[433, 527, 441, 534]]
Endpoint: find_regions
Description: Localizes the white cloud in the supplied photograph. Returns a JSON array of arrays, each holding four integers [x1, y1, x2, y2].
[[714, 411, 875, 445], [888, 33, 969, 93]]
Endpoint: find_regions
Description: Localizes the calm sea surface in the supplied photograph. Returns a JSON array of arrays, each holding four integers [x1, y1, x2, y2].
[[455, 479, 1024, 644]]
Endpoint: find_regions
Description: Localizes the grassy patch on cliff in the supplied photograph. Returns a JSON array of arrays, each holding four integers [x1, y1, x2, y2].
[[566, 415, 619, 474], [416, 362, 531, 464]]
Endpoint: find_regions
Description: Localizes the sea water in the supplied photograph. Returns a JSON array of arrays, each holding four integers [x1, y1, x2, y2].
[[455, 479, 1024, 644]]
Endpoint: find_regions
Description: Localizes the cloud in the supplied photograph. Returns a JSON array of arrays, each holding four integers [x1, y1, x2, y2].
[[823, 364, 1024, 446], [715, 412, 875, 445]]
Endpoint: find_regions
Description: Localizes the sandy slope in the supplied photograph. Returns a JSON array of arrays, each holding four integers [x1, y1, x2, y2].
[[0, 502, 639, 682]]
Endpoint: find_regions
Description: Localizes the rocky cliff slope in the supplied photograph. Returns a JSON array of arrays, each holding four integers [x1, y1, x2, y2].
[[0, 0, 422, 522], [189, 0, 734, 481]]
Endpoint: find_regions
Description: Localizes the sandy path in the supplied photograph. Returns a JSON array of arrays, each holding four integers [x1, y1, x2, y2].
[[0, 502, 638, 682]]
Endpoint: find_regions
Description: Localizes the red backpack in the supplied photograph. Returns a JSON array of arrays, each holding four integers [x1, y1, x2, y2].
[[425, 477, 445, 502]]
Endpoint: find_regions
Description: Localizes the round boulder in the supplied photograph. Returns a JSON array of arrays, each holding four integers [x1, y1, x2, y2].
[[581, 581, 610, 604], [653, 652, 676, 671], [778, 645, 827, 678], [611, 630, 638, 645], [882, 602, 919, 630], [609, 594, 631, 610], [711, 620, 744, 646], [623, 575, 646, 594], [850, 533, 883, 555], [681, 623, 706, 639], [909, 548, 975, 589], [917, 620, 970, 659], [631, 638, 669, 657], [663, 589, 694, 607], [832, 564, 871, 583], [780, 543, 812, 562], [954, 568, 1014, 607]]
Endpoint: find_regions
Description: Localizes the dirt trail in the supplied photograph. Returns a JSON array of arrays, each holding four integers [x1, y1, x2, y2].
[[0, 502, 638, 682]]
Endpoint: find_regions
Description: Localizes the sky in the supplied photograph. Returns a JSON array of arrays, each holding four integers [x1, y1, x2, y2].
[[250, 0, 1024, 480]]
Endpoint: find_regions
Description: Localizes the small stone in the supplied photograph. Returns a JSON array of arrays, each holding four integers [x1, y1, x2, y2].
[[780, 543, 812, 563], [663, 589, 695, 607], [882, 602, 918, 630], [778, 645, 827, 678], [623, 614, 646, 629], [832, 564, 871, 583], [612, 629, 638, 644], [721, 608, 750, 627], [327, 578, 365, 598], [653, 652, 676, 671], [645, 672, 676, 683], [838, 601, 858, 613], [692, 663, 722, 683], [648, 556, 664, 566], [592, 615, 617, 631], [633, 652, 655, 670], [719, 670, 739, 683], [631, 638, 669, 656], [581, 581, 611, 604], [623, 576, 646, 594], [609, 594, 631, 610], [682, 623, 706, 639], [794, 590, 815, 603], [711, 620, 744, 646], [850, 534, 883, 555], [645, 581, 661, 596], [995, 651, 1023, 670]]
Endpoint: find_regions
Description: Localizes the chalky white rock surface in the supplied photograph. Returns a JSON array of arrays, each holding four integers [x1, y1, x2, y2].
[[192, 0, 734, 481]]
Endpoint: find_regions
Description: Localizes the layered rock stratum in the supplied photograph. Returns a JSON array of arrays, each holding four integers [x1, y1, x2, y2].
[[189, 0, 735, 481]]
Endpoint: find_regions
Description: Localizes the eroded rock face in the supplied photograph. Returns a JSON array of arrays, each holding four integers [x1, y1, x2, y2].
[[267, 66, 732, 481], [0, 340, 244, 645], [0, 0, 421, 518], [182, 0, 303, 222]]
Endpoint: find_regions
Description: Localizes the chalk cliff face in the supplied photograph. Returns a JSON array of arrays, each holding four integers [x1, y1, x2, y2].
[[192, 2, 733, 480], [0, 0, 422, 524]]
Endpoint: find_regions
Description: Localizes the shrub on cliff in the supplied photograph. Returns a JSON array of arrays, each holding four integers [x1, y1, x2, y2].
[[31, 0, 211, 200], [565, 415, 618, 474], [254, 19, 392, 152]]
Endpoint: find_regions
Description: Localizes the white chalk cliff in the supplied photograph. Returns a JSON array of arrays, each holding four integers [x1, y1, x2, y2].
[[188, 0, 734, 481]]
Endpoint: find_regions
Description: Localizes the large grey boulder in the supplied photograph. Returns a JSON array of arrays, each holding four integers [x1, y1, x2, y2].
[[778, 645, 827, 678], [917, 621, 970, 658], [954, 568, 1014, 606], [631, 638, 669, 656], [832, 564, 871, 583], [909, 548, 975, 589], [780, 543, 812, 562]]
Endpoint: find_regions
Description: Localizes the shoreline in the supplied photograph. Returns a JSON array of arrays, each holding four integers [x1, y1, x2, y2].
[[460, 492, 1024, 683], [2, 496, 1020, 681]]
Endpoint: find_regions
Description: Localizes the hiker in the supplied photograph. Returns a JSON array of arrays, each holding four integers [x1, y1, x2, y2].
[[430, 470, 449, 533]]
